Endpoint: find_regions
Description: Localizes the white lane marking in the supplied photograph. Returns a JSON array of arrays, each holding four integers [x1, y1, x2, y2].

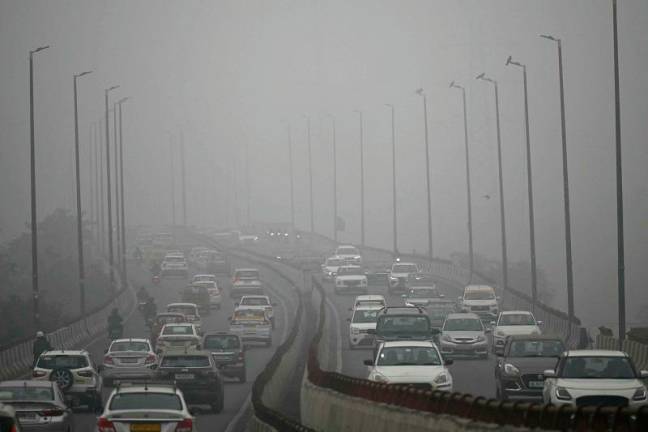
[[325, 295, 343, 373], [224, 394, 251, 432]]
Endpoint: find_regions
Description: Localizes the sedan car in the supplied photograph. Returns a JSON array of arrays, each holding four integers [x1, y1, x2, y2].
[[101, 338, 158, 386], [542, 350, 648, 407], [491, 310, 542, 355], [439, 313, 489, 359], [364, 341, 453, 392], [156, 324, 201, 354], [229, 309, 272, 347], [97, 383, 195, 431], [0, 381, 71, 431], [494, 335, 564, 400], [402, 286, 444, 307]]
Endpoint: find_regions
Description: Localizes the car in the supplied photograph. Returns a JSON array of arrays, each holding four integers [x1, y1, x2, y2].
[[388, 262, 421, 293], [363, 341, 453, 392], [156, 349, 225, 413], [495, 335, 565, 401], [364, 264, 392, 286], [370, 306, 439, 354], [491, 311, 542, 355], [350, 295, 386, 311], [439, 313, 489, 359], [180, 285, 212, 313], [160, 253, 188, 278], [166, 303, 202, 333], [188, 246, 209, 265], [150, 312, 187, 343], [195, 281, 223, 310], [156, 323, 201, 354], [32, 350, 103, 411], [236, 295, 277, 329], [191, 273, 217, 284], [0, 381, 71, 432], [196, 250, 230, 274], [348, 306, 382, 349], [542, 350, 648, 407], [334, 245, 362, 265], [228, 308, 272, 347], [402, 286, 444, 307], [203, 332, 246, 383], [97, 383, 195, 431], [0, 403, 21, 432], [321, 256, 345, 281], [231, 268, 264, 299], [334, 265, 368, 294], [101, 338, 158, 387], [458, 285, 499, 320]]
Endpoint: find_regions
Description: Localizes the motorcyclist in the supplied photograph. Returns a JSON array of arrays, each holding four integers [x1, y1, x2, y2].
[[136, 285, 150, 302], [32, 331, 52, 366], [133, 246, 143, 263], [144, 297, 157, 322], [150, 261, 161, 276], [107, 308, 123, 338]]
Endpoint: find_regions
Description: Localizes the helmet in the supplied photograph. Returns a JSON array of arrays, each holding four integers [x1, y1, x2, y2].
[[36, 331, 45, 337]]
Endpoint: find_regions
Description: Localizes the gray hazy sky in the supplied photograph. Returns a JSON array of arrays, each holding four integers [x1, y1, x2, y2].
[[1, 0, 647, 329]]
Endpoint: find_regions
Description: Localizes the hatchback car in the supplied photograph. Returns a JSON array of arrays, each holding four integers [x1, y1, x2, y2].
[[101, 338, 158, 386], [439, 313, 489, 359], [491, 311, 542, 354], [0, 381, 71, 431], [203, 332, 246, 383]]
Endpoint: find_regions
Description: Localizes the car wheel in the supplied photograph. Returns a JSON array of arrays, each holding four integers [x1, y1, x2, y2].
[[50, 368, 74, 391]]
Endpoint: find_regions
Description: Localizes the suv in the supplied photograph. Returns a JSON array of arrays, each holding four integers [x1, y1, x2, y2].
[[32, 350, 103, 411], [458, 285, 499, 320], [203, 332, 246, 382], [370, 307, 439, 354], [160, 253, 188, 278], [388, 262, 421, 293], [491, 310, 542, 355], [156, 349, 225, 413], [334, 265, 368, 294]]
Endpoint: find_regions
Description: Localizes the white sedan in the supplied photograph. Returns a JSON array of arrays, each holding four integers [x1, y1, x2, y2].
[[491, 310, 542, 354], [543, 350, 648, 407], [364, 341, 453, 392]]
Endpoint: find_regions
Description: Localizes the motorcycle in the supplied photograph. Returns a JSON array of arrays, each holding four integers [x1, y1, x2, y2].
[[108, 325, 123, 340], [152, 275, 160, 285]]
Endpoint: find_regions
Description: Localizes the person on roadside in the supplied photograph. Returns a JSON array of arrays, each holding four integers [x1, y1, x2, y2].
[[32, 331, 52, 366]]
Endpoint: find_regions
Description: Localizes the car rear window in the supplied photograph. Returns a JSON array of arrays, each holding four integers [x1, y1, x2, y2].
[[464, 290, 495, 300], [0, 387, 53, 401], [110, 341, 150, 352], [236, 270, 259, 279], [168, 306, 197, 316], [377, 316, 430, 334], [160, 355, 210, 368], [204, 335, 241, 350], [241, 297, 269, 306], [109, 392, 182, 410], [36, 355, 88, 369], [157, 315, 185, 325], [162, 326, 193, 335]]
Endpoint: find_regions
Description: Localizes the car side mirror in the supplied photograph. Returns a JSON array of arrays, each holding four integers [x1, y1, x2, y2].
[[543, 369, 556, 379], [366, 329, 376, 335], [640, 370, 648, 379], [444, 359, 453, 366], [363, 359, 374, 366]]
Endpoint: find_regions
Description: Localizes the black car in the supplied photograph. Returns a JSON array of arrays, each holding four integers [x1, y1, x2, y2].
[[156, 350, 225, 413], [494, 334, 564, 401], [369, 306, 439, 356], [203, 332, 246, 383]]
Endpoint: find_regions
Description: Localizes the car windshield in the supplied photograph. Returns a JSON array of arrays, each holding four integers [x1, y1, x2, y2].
[[0, 387, 53, 401], [162, 326, 193, 335], [193, 275, 215, 282], [561, 356, 636, 379], [337, 267, 363, 276], [377, 346, 441, 366], [165, 257, 185, 263], [443, 318, 483, 332], [204, 335, 241, 350], [392, 264, 417, 273], [232, 310, 267, 322], [109, 392, 182, 411], [168, 306, 197, 316], [377, 316, 430, 334], [160, 355, 210, 368], [241, 297, 269, 306], [508, 340, 564, 357], [157, 315, 185, 324], [498, 314, 536, 326], [326, 258, 344, 266], [110, 341, 150, 352], [408, 288, 439, 298], [464, 290, 495, 300], [36, 355, 88, 369], [356, 300, 384, 308], [192, 281, 214, 289], [337, 247, 359, 255], [353, 310, 380, 323], [236, 270, 259, 279]]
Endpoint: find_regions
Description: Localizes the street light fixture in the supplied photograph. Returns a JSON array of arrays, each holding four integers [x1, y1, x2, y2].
[[449, 81, 474, 281], [476, 73, 509, 293], [415, 88, 434, 260], [104, 85, 119, 292], [385, 104, 398, 256]]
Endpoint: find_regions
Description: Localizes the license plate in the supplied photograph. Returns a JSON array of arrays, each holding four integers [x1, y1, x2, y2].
[[528, 380, 544, 388], [18, 413, 36, 420], [131, 424, 161, 432], [175, 373, 194, 380], [120, 358, 138, 363]]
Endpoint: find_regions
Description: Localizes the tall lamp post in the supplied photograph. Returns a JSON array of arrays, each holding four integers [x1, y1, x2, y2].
[[476, 73, 509, 292], [450, 81, 475, 280], [354, 110, 365, 246], [415, 88, 434, 260], [305, 115, 314, 233], [104, 85, 120, 292], [540, 34, 574, 326], [327, 115, 339, 242], [169, 132, 176, 226], [287, 124, 296, 229], [112, 104, 121, 277], [116, 97, 128, 285], [385, 104, 398, 256], [73, 70, 92, 317], [180, 130, 187, 226], [29, 44, 50, 329], [505, 56, 538, 311]]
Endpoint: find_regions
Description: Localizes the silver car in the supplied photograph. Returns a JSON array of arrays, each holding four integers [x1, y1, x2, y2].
[[439, 313, 489, 359], [101, 338, 158, 386], [97, 383, 196, 431], [0, 381, 72, 431]]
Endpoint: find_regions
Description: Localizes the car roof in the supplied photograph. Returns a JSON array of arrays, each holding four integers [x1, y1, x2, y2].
[[445, 312, 481, 320], [157, 312, 185, 317], [464, 285, 495, 292], [506, 334, 563, 342], [381, 340, 435, 348], [161, 322, 194, 327], [378, 306, 425, 315], [500, 310, 533, 315], [167, 303, 198, 308], [355, 295, 385, 301], [235, 268, 258, 272], [203, 332, 240, 338], [565, 349, 628, 357], [337, 245, 357, 248], [111, 338, 150, 343], [0, 380, 53, 388], [113, 384, 178, 395], [38, 350, 88, 356], [241, 295, 269, 300], [354, 305, 384, 311], [193, 274, 216, 278]]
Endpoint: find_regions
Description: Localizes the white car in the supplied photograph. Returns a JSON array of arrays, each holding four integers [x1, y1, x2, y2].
[[155, 323, 201, 354], [350, 294, 386, 311], [334, 245, 362, 265], [543, 350, 648, 407], [402, 286, 444, 307], [348, 306, 382, 349], [160, 253, 188, 278], [193, 280, 222, 310], [364, 341, 453, 392], [191, 273, 217, 284], [492, 311, 542, 354], [236, 295, 276, 328], [321, 256, 346, 281], [97, 383, 195, 432], [188, 246, 209, 265], [101, 338, 158, 386], [167, 303, 202, 332], [334, 265, 368, 294], [229, 309, 272, 347], [388, 262, 420, 293], [458, 285, 499, 320]]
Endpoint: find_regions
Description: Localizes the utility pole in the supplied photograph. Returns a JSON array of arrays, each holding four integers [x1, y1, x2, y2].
[[245, 140, 251, 226], [287, 124, 295, 229], [416, 89, 434, 260], [98, 119, 105, 255], [88, 124, 95, 245], [104, 85, 119, 292], [354, 110, 366, 247], [327, 115, 338, 242], [305, 116, 314, 233], [112, 104, 121, 277], [117, 98, 128, 285], [386, 104, 398, 255], [180, 129, 187, 226]]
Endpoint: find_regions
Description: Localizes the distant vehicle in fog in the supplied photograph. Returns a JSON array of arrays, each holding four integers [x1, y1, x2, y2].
[[334, 265, 368, 294], [334, 245, 362, 265], [321, 256, 345, 281], [457, 285, 499, 321], [491, 311, 542, 355]]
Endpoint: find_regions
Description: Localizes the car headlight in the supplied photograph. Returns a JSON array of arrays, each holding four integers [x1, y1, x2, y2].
[[503, 363, 520, 376], [440, 335, 452, 342], [351, 327, 360, 335], [633, 387, 647, 401], [433, 373, 449, 385], [495, 330, 505, 337], [372, 373, 389, 383], [476, 335, 486, 342], [555, 386, 572, 400], [389, 276, 397, 281]]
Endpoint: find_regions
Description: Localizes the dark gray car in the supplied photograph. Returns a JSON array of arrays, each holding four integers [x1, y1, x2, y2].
[[494, 335, 565, 401], [203, 332, 246, 383]]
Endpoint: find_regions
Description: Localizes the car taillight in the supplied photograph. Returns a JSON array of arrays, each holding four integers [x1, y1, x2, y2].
[[145, 354, 157, 364], [175, 418, 193, 432], [237, 351, 245, 361], [32, 370, 47, 378], [103, 355, 114, 365], [40, 409, 64, 417], [77, 370, 93, 378], [97, 417, 116, 432]]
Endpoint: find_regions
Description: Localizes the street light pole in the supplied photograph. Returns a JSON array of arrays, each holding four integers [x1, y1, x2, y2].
[[506, 57, 538, 311], [416, 89, 434, 260], [180, 129, 187, 226], [97, 119, 105, 255], [245, 140, 251, 226], [476, 73, 509, 292], [450, 82, 475, 280], [73, 70, 92, 317], [29, 44, 50, 329], [112, 103, 121, 277], [116, 97, 128, 285], [305, 115, 314, 233], [104, 85, 119, 292], [287, 124, 295, 229], [386, 104, 398, 256], [354, 110, 365, 246], [327, 115, 338, 242], [541, 34, 574, 325], [88, 124, 95, 246]]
